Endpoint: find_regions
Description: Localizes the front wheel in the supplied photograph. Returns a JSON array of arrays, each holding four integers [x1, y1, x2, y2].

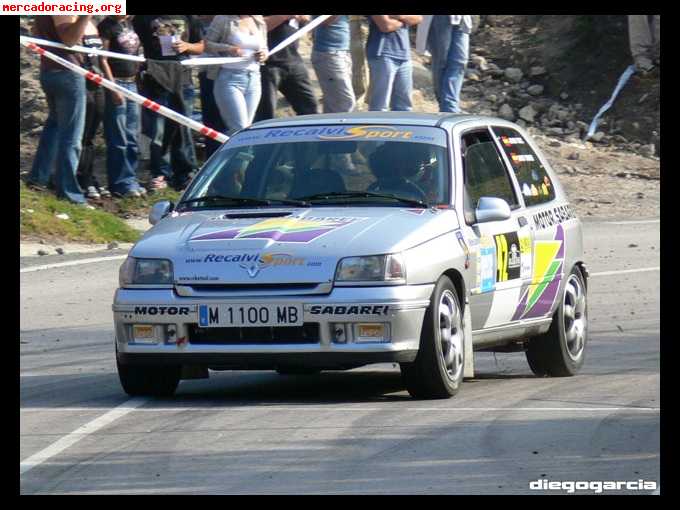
[[525, 266, 588, 377], [400, 276, 465, 399], [117, 361, 181, 397]]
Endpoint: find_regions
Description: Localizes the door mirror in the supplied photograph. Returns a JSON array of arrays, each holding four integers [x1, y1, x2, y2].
[[149, 201, 174, 225], [475, 196, 511, 224]]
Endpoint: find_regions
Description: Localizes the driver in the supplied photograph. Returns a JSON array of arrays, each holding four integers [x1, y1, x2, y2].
[[368, 142, 431, 201]]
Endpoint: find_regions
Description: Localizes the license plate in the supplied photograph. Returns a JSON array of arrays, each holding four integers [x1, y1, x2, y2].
[[198, 304, 303, 328]]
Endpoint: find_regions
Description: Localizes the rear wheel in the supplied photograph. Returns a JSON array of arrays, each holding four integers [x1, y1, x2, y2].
[[401, 276, 465, 399], [526, 266, 588, 376], [117, 361, 181, 397]]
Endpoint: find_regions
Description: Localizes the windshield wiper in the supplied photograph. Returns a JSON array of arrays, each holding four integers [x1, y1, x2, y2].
[[295, 191, 429, 208], [178, 195, 309, 208]]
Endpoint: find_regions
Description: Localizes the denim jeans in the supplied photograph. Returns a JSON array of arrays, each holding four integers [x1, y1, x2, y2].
[[439, 27, 469, 113], [29, 69, 87, 203], [76, 83, 104, 189], [141, 75, 198, 187], [103, 80, 142, 195], [198, 71, 227, 158], [312, 50, 356, 113], [367, 56, 413, 112], [213, 68, 262, 135]]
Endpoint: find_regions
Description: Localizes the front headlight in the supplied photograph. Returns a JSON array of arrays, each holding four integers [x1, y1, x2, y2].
[[335, 254, 406, 284], [119, 257, 174, 287]]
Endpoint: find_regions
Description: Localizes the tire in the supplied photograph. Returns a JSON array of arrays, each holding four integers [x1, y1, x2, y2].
[[525, 266, 588, 377], [276, 367, 322, 376], [117, 361, 181, 397], [400, 275, 465, 399]]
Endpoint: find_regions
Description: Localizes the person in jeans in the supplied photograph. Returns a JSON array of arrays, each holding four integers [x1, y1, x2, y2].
[[205, 15, 268, 135], [349, 15, 369, 106], [133, 15, 204, 191], [196, 15, 227, 158], [366, 15, 422, 112], [28, 15, 92, 206], [75, 18, 110, 200], [254, 15, 318, 121], [98, 15, 146, 198], [311, 15, 356, 114], [416, 15, 472, 113], [628, 15, 660, 73]]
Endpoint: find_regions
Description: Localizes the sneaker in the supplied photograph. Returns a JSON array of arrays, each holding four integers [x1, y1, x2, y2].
[[26, 180, 49, 192], [149, 175, 168, 191], [135, 186, 148, 197], [98, 186, 112, 198], [85, 186, 101, 199], [114, 189, 141, 199]]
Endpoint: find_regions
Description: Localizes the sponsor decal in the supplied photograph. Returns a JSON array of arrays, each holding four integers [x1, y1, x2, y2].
[[240, 253, 307, 278], [500, 135, 525, 146], [512, 224, 565, 320], [317, 125, 414, 141], [519, 229, 533, 280], [532, 204, 576, 230], [191, 216, 362, 243], [455, 230, 470, 269], [177, 275, 219, 282], [133, 306, 190, 316], [494, 232, 522, 282], [309, 305, 390, 316], [473, 236, 496, 293], [511, 153, 535, 164]]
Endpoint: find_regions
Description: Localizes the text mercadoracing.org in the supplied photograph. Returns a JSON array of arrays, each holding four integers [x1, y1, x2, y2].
[[529, 478, 658, 494], [2, 0, 125, 15]]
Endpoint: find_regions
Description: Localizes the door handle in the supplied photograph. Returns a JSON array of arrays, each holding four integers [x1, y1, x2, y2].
[[518, 216, 528, 227]]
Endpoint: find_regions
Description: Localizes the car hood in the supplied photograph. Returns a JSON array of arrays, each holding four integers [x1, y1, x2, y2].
[[131, 207, 459, 284]]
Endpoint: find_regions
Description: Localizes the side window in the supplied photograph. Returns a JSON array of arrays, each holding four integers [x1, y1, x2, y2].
[[462, 130, 519, 215], [491, 126, 556, 206]]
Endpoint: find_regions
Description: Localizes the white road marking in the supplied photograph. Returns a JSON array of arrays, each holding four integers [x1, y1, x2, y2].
[[590, 267, 660, 277], [605, 220, 660, 225], [20, 406, 660, 413], [20, 255, 127, 273], [20, 397, 147, 475]]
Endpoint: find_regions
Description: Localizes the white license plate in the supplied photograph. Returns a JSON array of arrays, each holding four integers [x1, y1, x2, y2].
[[198, 304, 303, 328]]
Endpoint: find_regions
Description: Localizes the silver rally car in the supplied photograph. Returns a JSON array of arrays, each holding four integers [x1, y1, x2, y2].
[[114, 112, 588, 398]]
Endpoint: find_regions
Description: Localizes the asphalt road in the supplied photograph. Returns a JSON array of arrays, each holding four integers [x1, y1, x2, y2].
[[19, 219, 660, 495]]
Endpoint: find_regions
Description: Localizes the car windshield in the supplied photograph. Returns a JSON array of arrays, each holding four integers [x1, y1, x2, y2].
[[180, 124, 450, 210]]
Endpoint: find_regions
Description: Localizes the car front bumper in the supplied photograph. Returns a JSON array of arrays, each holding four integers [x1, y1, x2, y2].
[[113, 284, 434, 369]]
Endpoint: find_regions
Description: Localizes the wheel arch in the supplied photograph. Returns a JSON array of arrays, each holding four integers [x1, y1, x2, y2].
[[441, 268, 466, 312]]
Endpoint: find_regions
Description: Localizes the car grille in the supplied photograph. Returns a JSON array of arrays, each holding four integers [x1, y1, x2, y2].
[[188, 323, 321, 345]]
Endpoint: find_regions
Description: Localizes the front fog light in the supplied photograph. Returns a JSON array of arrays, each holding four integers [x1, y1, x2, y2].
[[131, 324, 159, 344], [354, 323, 388, 343]]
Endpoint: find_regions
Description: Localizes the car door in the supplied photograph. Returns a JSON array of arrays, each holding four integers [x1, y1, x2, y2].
[[459, 127, 534, 331], [490, 125, 565, 322]]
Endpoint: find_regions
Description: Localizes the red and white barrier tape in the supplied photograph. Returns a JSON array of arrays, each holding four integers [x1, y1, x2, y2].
[[19, 16, 331, 67], [21, 40, 229, 144]]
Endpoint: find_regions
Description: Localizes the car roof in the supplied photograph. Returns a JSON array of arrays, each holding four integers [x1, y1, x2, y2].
[[248, 112, 503, 130]]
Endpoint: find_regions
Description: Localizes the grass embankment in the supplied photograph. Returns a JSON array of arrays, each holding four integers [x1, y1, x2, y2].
[[19, 182, 144, 243]]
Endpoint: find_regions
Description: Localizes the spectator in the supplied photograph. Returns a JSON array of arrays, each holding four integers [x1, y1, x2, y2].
[[311, 15, 355, 114], [366, 15, 422, 112], [75, 17, 109, 200], [416, 15, 472, 113], [254, 15, 318, 121], [628, 15, 660, 73], [205, 15, 268, 135], [196, 15, 227, 158], [349, 15, 369, 106], [28, 15, 92, 206], [133, 15, 204, 191], [98, 15, 146, 198]]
